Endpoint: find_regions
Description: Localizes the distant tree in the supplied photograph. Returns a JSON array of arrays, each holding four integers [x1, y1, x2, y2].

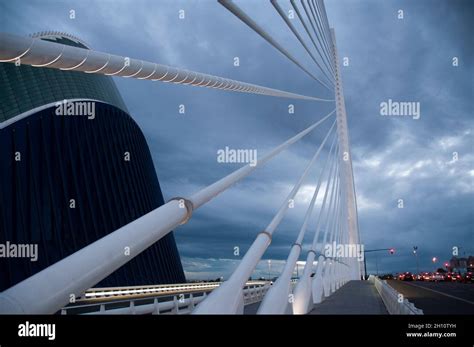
[[437, 268, 446, 273]]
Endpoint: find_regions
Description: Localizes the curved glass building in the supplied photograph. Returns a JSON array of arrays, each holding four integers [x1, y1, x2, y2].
[[0, 32, 185, 292]]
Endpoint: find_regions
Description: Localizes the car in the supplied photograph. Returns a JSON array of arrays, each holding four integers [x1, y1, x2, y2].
[[462, 272, 473, 283], [430, 272, 445, 282], [446, 272, 462, 282], [399, 272, 413, 281], [418, 272, 431, 281]]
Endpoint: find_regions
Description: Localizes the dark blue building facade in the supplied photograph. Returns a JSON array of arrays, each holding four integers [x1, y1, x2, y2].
[[0, 33, 185, 292]]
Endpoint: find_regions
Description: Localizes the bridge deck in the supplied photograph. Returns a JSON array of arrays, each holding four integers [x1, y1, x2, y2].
[[309, 280, 388, 315]]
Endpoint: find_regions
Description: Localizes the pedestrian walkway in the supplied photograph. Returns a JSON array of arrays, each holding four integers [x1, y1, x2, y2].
[[309, 280, 388, 314]]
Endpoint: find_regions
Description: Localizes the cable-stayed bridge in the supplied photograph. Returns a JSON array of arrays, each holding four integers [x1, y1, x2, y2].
[[0, 0, 422, 315]]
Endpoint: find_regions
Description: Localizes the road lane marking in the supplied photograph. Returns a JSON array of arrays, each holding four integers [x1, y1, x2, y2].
[[403, 282, 474, 305]]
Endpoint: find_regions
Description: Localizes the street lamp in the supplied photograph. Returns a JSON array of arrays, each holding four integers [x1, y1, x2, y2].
[[363, 248, 395, 279], [432, 257, 437, 263]]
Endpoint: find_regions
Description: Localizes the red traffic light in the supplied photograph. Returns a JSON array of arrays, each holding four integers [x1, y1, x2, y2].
[[389, 248, 395, 254]]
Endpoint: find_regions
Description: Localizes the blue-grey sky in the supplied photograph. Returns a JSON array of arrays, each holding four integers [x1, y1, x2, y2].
[[2, 0, 473, 279]]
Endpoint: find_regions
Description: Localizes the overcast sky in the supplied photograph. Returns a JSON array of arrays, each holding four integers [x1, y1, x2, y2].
[[2, 0, 473, 279]]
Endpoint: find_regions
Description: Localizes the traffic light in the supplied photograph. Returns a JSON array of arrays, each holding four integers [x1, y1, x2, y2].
[[389, 248, 395, 255]]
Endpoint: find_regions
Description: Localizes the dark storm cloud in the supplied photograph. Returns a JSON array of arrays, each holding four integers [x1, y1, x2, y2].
[[2, 0, 472, 279]]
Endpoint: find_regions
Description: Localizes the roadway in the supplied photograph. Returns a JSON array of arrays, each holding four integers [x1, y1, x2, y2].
[[387, 280, 474, 314]]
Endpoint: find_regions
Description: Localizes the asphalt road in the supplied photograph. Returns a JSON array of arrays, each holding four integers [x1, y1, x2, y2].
[[387, 280, 474, 314]]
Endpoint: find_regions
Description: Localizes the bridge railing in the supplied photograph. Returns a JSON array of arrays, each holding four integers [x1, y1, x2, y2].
[[77, 293, 206, 315], [61, 282, 270, 315], [77, 282, 223, 302], [368, 275, 423, 315]]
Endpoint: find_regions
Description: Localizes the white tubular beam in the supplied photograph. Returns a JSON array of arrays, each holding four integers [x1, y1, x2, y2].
[[321, 175, 341, 297], [257, 132, 336, 314], [0, 113, 333, 314], [292, 145, 338, 314], [335, 192, 346, 290], [330, 200, 344, 292], [296, 150, 339, 310], [0, 32, 332, 102], [260, 249, 298, 314], [290, 0, 335, 80], [0, 201, 186, 314], [319, 166, 340, 250], [311, 151, 339, 252], [313, 191, 348, 308], [193, 120, 336, 314], [299, 0, 335, 77], [331, 29, 362, 280], [190, 110, 335, 208], [327, 195, 342, 294], [316, 167, 340, 299], [318, 0, 334, 57], [309, 0, 333, 72], [265, 120, 336, 233], [338, 199, 350, 286], [311, 254, 325, 305], [335, 187, 346, 289], [218, 0, 333, 91], [270, 0, 334, 86], [314, 0, 336, 72]]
